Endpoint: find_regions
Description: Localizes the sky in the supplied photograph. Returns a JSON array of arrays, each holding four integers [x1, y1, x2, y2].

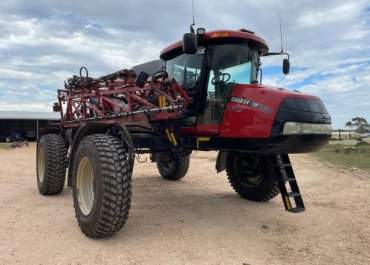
[[0, 0, 369, 128]]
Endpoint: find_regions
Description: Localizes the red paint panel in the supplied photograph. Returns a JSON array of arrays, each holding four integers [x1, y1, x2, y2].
[[160, 30, 269, 59], [220, 84, 319, 138], [180, 124, 219, 136]]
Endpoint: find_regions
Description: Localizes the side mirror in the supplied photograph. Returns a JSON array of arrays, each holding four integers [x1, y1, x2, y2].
[[283, 58, 290, 75], [182, 33, 198, 54]]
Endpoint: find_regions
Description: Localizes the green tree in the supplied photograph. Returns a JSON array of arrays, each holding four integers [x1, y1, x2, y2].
[[345, 121, 353, 139], [351, 117, 369, 133]]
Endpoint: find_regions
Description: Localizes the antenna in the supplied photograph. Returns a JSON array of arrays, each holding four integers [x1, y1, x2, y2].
[[279, 13, 284, 53], [192, 0, 196, 25], [190, 0, 196, 33]]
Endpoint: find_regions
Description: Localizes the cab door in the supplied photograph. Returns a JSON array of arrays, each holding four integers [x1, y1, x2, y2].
[[195, 72, 230, 135], [196, 44, 254, 136]]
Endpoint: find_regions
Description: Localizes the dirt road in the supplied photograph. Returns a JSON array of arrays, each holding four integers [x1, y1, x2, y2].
[[0, 144, 369, 265]]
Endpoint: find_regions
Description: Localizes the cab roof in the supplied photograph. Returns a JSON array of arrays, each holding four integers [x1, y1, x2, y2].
[[160, 29, 269, 60]]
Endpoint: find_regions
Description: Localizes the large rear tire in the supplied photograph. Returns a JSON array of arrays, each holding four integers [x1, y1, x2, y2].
[[226, 153, 279, 202], [156, 153, 190, 181], [36, 134, 67, 195], [72, 134, 132, 238]]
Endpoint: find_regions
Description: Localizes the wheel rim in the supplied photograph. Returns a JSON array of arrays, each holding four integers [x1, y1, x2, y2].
[[76, 156, 96, 216], [38, 145, 46, 183], [235, 155, 264, 187]]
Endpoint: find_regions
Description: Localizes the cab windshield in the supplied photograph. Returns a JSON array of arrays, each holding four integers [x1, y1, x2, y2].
[[165, 44, 253, 90], [207, 44, 253, 100], [165, 43, 255, 120]]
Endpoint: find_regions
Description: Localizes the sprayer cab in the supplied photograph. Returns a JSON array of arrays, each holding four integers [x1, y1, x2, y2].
[[161, 28, 289, 81], [159, 28, 331, 153]]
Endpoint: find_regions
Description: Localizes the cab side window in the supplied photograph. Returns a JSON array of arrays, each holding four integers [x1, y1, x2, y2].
[[166, 53, 203, 94]]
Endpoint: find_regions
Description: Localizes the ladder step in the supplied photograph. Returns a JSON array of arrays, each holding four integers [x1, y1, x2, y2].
[[280, 163, 292, 168], [275, 154, 305, 213], [291, 207, 305, 213], [286, 177, 296, 182], [288, 192, 301, 198]]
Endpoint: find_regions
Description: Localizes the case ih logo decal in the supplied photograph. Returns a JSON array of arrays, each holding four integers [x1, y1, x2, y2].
[[230, 96, 273, 114]]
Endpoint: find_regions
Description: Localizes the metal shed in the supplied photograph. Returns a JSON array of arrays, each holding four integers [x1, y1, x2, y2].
[[0, 111, 59, 142]]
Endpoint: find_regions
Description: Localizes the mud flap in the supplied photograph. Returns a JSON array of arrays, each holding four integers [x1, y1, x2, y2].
[[215, 151, 228, 173]]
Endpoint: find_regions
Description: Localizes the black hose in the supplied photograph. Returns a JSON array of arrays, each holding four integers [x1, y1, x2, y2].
[[119, 125, 135, 168], [80, 66, 89, 78]]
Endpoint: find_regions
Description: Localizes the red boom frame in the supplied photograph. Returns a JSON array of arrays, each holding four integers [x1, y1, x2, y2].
[[55, 69, 190, 129]]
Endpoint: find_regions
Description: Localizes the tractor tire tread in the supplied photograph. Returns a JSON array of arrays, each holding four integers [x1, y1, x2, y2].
[[227, 170, 280, 202], [157, 155, 190, 181], [226, 154, 280, 202], [37, 134, 67, 195], [74, 134, 132, 238]]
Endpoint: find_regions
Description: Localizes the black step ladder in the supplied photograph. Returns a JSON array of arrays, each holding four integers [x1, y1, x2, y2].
[[275, 154, 305, 213]]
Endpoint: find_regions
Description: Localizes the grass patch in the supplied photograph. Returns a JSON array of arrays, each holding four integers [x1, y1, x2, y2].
[[314, 141, 370, 171], [0, 143, 11, 150]]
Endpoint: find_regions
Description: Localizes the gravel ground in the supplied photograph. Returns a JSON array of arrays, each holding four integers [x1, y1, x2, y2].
[[0, 144, 369, 265]]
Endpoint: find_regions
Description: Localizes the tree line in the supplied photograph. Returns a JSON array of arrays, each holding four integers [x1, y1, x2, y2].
[[345, 117, 369, 134]]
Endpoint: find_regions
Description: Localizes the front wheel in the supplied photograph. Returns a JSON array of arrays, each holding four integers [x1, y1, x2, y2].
[[226, 152, 280, 202], [72, 134, 133, 238]]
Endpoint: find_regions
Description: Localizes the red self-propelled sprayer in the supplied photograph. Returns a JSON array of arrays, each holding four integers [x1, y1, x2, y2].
[[36, 26, 331, 238]]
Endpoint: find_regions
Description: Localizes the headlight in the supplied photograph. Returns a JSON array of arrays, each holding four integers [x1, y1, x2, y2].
[[282, 122, 332, 135]]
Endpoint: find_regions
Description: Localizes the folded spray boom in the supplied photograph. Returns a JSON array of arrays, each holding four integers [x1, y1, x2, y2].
[[54, 67, 190, 128]]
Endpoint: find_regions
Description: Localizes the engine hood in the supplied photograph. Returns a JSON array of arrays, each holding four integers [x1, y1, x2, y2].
[[220, 84, 330, 138]]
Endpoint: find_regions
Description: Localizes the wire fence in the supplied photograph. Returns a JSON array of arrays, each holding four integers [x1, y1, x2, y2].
[[331, 130, 357, 141]]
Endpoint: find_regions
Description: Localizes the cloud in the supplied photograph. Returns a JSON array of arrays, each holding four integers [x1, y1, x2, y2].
[[297, 3, 360, 27], [0, 0, 369, 128]]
